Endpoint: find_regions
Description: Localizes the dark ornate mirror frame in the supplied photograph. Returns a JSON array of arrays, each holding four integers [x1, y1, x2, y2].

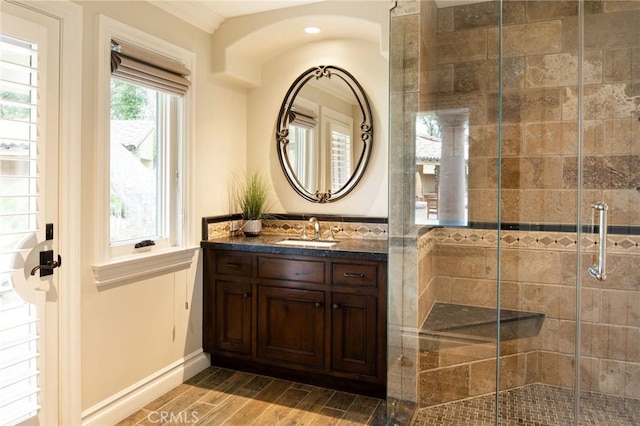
[[276, 65, 373, 203]]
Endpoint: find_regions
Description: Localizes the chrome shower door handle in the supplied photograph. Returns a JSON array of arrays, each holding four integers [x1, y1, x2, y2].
[[588, 202, 608, 281]]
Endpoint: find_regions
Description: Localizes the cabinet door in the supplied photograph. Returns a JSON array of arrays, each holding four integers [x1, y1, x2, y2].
[[258, 286, 325, 368], [331, 293, 377, 376], [216, 281, 252, 354]]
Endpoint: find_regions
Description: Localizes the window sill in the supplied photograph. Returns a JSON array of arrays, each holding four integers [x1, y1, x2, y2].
[[92, 246, 198, 287]]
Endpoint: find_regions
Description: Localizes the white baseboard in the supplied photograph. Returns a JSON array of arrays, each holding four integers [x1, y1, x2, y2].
[[81, 350, 210, 425]]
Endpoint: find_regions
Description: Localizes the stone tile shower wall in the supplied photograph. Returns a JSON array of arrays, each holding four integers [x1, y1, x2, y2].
[[421, 227, 640, 406], [388, 0, 440, 417], [405, 0, 640, 408], [418, 231, 436, 331], [432, 0, 640, 225]]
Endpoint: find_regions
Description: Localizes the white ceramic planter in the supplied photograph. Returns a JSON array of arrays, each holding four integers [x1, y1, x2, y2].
[[243, 219, 262, 237]]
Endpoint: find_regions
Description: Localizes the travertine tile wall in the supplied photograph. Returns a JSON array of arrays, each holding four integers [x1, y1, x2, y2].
[[396, 0, 640, 409], [387, 1, 441, 420], [417, 232, 436, 329], [430, 0, 640, 226], [421, 227, 640, 406]]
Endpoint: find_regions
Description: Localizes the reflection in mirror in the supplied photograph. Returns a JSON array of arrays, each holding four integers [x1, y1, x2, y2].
[[287, 103, 318, 192], [277, 66, 372, 203], [415, 109, 468, 226]]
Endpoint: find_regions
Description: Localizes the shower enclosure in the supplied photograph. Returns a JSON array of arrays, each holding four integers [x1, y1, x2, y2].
[[388, 0, 640, 424]]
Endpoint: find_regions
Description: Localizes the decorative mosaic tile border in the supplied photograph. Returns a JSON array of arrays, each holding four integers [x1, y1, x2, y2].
[[418, 231, 436, 258], [204, 215, 388, 241], [207, 221, 233, 240], [432, 227, 640, 255], [262, 219, 388, 240]]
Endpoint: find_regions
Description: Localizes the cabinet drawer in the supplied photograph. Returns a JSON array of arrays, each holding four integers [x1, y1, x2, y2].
[[258, 257, 325, 284], [216, 253, 253, 276], [332, 262, 378, 287]]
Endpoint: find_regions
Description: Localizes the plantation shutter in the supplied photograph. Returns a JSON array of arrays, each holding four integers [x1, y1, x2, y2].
[[0, 34, 41, 425], [331, 130, 352, 191], [110, 38, 190, 95]]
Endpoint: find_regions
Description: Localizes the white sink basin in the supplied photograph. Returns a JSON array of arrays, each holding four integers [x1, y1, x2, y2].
[[275, 238, 339, 248]]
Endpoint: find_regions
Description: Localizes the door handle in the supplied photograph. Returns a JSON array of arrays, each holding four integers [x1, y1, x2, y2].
[[30, 251, 62, 277], [588, 202, 608, 281]]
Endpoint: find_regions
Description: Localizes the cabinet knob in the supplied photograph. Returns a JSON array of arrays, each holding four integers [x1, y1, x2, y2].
[[315, 302, 322, 307], [332, 303, 340, 309], [242, 292, 251, 298]]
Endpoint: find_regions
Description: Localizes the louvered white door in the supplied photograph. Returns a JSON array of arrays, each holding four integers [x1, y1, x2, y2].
[[0, 4, 60, 425]]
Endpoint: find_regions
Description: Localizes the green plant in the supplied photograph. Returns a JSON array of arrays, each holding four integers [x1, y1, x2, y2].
[[110, 80, 149, 120], [236, 171, 271, 220]]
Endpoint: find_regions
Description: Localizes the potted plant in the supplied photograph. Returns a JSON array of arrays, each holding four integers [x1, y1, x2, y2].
[[235, 171, 271, 237]]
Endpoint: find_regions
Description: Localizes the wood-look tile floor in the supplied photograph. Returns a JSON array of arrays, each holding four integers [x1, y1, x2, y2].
[[115, 367, 386, 426]]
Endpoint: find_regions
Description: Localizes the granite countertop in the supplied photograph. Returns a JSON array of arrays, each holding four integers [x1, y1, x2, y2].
[[201, 234, 387, 261]]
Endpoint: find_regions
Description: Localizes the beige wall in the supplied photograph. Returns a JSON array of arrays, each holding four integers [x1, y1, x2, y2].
[[77, 0, 245, 410], [75, 0, 389, 413], [248, 39, 389, 216]]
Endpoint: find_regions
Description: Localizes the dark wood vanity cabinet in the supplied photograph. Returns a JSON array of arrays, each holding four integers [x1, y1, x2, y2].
[[203, 247, 386, 397], [215, 281, 252, 354], [204, 251, 253, 355], [258, 286, 325, 368], [331, 292, 378, 376]]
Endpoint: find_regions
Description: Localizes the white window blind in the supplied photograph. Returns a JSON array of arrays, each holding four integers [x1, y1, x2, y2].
[[0, 33, 41, 425]]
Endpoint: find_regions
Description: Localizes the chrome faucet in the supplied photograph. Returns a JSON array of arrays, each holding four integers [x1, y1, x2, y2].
[[308, 217, 321, 240]]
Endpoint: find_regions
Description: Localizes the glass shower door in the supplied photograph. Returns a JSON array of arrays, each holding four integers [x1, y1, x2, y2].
[[576, 2, 640, 423], [388, 1, 640, 425]]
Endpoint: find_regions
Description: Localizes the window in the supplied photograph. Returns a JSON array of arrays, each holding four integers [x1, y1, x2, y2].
[[109, 80, 180, 247], [108, 39, 187, 258], [329, 121, 352, 192], [93, 16, 196, 284], [289, 123, 316, 190], [415, 111, 469, 226], [288, 103, 318, 191], [321, 109, 353, 193]]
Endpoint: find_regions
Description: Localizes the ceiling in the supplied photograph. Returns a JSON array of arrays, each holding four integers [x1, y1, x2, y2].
[[150, 0, 488, 34], [194, 0, 326, 19], [147, 0, 485, 86], [150, 0, 336, 33], [148, 0, 387, 88]]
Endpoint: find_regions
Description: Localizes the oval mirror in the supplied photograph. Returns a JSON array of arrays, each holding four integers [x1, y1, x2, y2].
[[276, 65, 373, 203]]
